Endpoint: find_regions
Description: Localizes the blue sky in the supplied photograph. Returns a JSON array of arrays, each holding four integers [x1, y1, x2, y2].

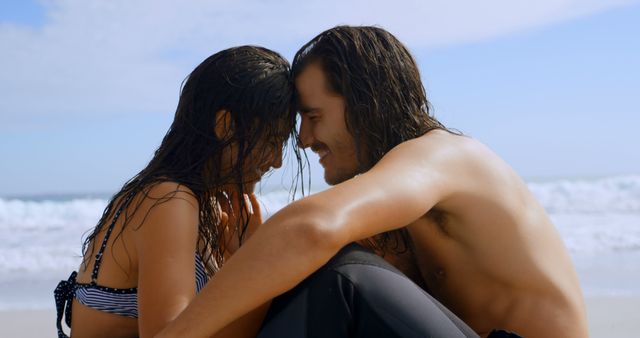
[[1, 0, 639, 196]]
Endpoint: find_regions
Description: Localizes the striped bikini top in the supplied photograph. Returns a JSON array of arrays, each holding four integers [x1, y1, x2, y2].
[[54, 193, 210, 338]]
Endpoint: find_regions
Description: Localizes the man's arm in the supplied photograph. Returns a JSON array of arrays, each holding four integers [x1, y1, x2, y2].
[[156, 138, 456, 337]]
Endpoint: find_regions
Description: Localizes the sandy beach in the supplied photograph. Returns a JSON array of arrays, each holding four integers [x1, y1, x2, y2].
[[4, 296, 639, 337]]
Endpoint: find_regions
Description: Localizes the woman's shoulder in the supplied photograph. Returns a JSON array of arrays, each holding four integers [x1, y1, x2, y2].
[[127, 181, 201, 233], [141, 181, 199, 206]]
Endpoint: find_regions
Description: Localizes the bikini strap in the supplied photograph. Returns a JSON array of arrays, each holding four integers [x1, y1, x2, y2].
[[90, 192, 135, 285], [54, 271, 77, 338]]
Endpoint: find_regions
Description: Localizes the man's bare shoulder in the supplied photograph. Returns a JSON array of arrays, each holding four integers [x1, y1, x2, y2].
[[384, 130, 493, 175], [387, 130, 463, 156], [413, 130, 489, 155], [416, 130, 512, 172], [382, 130, 525, 210]]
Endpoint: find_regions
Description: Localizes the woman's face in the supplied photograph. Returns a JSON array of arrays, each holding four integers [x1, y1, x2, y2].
[[239, 132, 285, 192], [216, 112, 289, 193]]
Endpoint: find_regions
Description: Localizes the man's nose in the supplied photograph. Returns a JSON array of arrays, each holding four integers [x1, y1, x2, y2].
[[297, 117, 313, 149]]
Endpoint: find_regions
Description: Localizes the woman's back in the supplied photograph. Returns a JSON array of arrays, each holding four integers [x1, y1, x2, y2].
[[57, 183, 205, 337]]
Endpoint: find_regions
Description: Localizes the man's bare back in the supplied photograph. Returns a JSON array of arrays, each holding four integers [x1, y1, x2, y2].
[[377, 131, 588, 337]]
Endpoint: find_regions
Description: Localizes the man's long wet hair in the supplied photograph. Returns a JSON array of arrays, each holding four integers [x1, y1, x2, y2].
[[292, 26, 456, 255], [81, 46, 304, 276]]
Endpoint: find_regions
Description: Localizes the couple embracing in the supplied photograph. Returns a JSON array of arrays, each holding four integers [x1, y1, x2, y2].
[[56, 26, 588, 338]]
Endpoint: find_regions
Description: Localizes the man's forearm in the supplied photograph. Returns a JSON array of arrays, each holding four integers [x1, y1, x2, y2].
[[156, 202, 342, 337], [212, 301, 271, 338]]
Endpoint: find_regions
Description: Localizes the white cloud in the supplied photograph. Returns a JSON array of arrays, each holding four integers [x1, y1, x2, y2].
[[0, 0, 636, 128]]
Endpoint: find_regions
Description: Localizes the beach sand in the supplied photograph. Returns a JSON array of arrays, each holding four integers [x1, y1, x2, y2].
[[3, 296, 639, 337], [585, 296, 640, 337]]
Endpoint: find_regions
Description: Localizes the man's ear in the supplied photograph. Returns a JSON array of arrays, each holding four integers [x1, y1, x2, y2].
[[214, 110, 233, 141]]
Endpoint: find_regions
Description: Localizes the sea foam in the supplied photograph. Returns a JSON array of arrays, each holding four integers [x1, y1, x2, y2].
[[1, 175, 639, 307]]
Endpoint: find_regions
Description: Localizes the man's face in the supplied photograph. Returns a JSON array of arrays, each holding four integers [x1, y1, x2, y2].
[[296, 62, 359, 185]]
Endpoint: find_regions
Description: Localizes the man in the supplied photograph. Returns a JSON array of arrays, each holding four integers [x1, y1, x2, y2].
[[158, 26, 589, 338]]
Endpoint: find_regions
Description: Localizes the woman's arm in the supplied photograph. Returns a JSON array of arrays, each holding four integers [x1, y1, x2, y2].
[[134, 183, 201, 338], [136, 183, 271, 338]]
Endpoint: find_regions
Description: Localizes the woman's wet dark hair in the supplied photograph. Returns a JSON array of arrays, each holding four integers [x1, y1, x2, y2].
[[292, 26, 459, 255], [82, 46, 305, 275]]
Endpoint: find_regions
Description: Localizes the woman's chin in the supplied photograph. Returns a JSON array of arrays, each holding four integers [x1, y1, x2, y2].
[[243, 180, 259, 192]]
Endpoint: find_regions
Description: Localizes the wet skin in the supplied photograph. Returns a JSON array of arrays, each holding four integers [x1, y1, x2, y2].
[[155, 63, 589, 338], [294, 62, 589, 337]]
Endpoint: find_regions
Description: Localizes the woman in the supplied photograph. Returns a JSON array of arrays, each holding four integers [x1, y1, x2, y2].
[[54, 45, 302, 338]]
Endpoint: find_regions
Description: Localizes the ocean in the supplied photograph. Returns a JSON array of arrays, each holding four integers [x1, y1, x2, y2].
[[1, 175, 639, 310]]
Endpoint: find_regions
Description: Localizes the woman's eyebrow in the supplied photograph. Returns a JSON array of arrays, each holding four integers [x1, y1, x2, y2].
[[298, 106, 319, 114]]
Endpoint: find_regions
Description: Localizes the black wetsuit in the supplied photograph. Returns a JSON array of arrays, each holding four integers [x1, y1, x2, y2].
[[257, 243, 521, 338]]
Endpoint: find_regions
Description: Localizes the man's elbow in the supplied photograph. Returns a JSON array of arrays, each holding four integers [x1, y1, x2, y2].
[[300, 218, 345, 253], [280, 201, 348, 258]]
